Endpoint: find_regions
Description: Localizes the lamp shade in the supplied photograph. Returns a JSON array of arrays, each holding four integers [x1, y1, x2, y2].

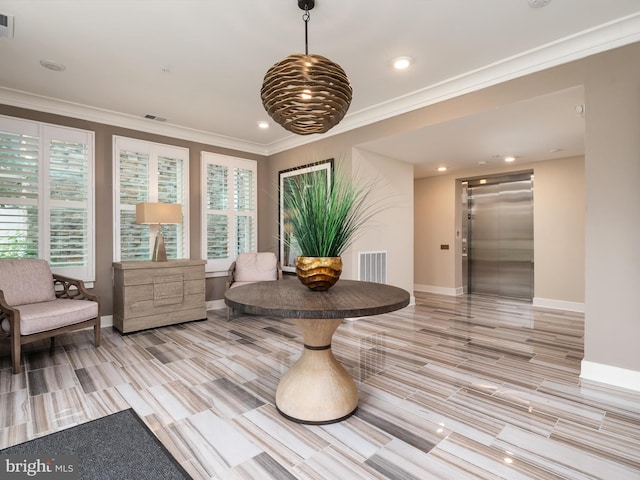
[[136, 203, 182, 225]]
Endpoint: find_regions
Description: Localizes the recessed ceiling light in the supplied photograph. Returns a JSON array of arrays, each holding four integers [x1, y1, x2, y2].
[[392, 56, 412, 70], [504, 156, 516, 163], [257, 121, 269, 129], [40, 60, 66, 72], [478, 160, 487, 165], [437, 166, 447, 172]]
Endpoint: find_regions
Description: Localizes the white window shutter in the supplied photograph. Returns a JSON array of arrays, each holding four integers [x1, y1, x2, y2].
[[0, 115, 95, 281], [113, 136, 189, 262], [201, 153, 257, 272]]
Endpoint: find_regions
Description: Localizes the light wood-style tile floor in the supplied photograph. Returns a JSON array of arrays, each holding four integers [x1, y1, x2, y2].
[[1, 291, 639, 479]]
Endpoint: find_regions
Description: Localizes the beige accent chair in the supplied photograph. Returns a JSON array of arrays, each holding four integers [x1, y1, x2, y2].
[[225, 252, 282, 320], [0, 259, 100, 374]]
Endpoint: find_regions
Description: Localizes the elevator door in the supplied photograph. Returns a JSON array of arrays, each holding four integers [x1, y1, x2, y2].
[[468, 174, 533, 299]]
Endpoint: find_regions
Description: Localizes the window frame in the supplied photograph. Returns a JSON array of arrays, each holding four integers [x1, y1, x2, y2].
[[0, 114, 95, 282], [112, 135, 190, 262], [201, 152, 257, 273]]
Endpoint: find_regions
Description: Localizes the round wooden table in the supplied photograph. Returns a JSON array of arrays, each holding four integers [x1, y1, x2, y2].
[[224, 279, 410, 424]]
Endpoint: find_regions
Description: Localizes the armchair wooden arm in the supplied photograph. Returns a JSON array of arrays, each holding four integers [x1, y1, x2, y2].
[[225, 261, 237, 291], [0, 289, 21, 338], [53, 274, 99, 302]]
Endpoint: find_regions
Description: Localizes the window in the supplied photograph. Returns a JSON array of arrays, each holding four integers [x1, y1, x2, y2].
[[113, 136, 189, 262], [0, 115, 95, 281], [201, 152, 257, 272]]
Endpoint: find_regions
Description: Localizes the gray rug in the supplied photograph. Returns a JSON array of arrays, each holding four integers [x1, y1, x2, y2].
[[0, 409, 191, 479]]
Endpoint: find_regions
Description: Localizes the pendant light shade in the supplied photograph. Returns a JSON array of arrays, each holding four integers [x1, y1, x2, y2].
[[261, 53, 352, 135], [260, 1, 352, 135]]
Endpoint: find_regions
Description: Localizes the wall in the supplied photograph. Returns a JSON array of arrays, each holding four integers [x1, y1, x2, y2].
[[582, 44, 640, 386], [0, 104, 266, 316], [533, 156, 585, 309], [350, 149, 414, 294], [414, 157, 586, 307], [414, 174, 457, 294]]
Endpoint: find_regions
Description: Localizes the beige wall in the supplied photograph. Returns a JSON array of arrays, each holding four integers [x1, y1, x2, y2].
[[350, 149, 414, 293], [533, 156, 585, 305], [0, 104, 266, 315], [583, 45, 640, 374], [414, 174, 457, 293]]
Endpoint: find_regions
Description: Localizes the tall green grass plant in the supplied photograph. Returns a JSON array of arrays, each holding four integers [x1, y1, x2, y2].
[[283, 166, 376, 257]]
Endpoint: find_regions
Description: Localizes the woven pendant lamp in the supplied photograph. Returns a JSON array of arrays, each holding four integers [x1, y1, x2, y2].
[[261, 0, 352, 135]]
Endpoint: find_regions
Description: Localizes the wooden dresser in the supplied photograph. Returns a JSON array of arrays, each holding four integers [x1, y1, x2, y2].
[[112, 259, 207, 333]]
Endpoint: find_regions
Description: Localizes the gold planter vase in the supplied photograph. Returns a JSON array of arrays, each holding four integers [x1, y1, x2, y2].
[[295, 256, 342, 291]]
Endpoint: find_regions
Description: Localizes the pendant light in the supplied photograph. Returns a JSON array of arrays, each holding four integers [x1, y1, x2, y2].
[[261, 0, 352, 135]]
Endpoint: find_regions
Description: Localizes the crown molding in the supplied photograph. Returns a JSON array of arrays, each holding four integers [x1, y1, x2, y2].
[[0, 87, 270, 156], [2, 12, 639, 157]]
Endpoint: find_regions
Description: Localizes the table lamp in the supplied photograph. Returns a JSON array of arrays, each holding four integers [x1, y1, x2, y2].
[[135, 202, 183, 261]]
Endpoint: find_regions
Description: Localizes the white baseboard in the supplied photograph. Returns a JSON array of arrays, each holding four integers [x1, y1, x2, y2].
[[580, 360, 640, 393], [414, 284, 460, 296], [533, 297, 585, 312], [101, 315, 113, 328], [207, 299, 226, 311]]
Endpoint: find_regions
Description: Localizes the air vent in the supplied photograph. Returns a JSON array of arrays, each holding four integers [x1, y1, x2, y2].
[[359, 251, 387, 284], [0, 13, 15, 39], [144, 114, 167, 122]]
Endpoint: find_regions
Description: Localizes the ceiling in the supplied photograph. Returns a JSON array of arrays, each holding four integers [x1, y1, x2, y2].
[[1, 1, 640, 177]]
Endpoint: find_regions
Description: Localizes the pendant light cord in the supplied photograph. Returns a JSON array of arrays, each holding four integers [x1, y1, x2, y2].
[[303, 7, 310, 55]]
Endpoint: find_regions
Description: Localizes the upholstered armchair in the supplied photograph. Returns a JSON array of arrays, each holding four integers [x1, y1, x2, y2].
[[0, 259, 101, 374], [225, 252, 282, 320]]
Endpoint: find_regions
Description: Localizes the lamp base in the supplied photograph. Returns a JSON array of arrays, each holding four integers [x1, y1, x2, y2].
[[152, 234, 168, 262]]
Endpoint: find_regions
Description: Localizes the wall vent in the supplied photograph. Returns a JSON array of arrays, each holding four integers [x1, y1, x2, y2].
[[144, 113, 167, 122], [358, 251, 387, 284], [0, 14, 15, 39]]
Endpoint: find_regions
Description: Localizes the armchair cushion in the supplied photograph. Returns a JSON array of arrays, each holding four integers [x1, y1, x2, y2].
[[0, 259, 56, 306], [0, 299, 99, 336], [234, 252, 279, 282]]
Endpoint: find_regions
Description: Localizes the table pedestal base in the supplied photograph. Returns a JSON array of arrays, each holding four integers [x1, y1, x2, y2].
[[275, 318, 358, 424]]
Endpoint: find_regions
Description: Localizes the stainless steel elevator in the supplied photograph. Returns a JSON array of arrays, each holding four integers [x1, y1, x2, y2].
[[461, 172, 534, 300]]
